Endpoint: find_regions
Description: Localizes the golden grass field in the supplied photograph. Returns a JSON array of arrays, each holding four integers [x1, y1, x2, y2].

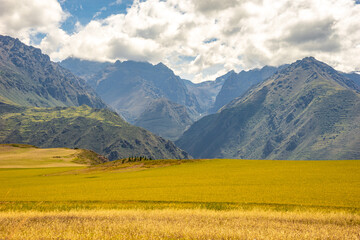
[[0, 145, 359, 239], [0, 144, 89, 168]]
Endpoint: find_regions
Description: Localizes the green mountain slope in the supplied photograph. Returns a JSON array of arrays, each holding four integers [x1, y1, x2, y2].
[[0, 103, 190, 161], [134, 98, 193, 141], [176, 57, 360, 160], [0, 35, 106, 108]]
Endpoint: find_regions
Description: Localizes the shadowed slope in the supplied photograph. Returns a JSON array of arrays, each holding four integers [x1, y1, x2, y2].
[[134, 98, 193, 141], [211, 66, 280, 112], [176, 57, 360, 160], [0, 35, 106, 109]]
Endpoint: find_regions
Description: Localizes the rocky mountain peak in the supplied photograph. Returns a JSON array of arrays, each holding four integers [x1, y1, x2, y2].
[[155, 62, 175, 75], [278, 56, 360, 92], [177, 57, 360, 160], [0, 34, 107, 108]]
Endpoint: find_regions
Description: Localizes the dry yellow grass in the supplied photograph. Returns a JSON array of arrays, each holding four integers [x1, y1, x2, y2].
[[0, 209, 359, 240], [0, 144, 88, 168]]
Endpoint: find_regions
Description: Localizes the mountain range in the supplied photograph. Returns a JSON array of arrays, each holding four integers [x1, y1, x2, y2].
[[2, 34, 359, 160], [60, 58, 280, 140], [59, 57, 111, 82], [86, 60, 201, 121], [176, 57, 360, 160], [60, 59, 219, 140], [0, 35, 189, 160]]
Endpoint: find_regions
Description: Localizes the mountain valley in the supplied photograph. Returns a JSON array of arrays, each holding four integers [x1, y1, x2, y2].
[[1, 35, 359, 161]]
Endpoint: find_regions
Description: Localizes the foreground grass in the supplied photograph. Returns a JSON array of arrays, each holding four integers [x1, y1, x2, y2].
[[1, 159, 359, 239], [1, 209, 359, 240]]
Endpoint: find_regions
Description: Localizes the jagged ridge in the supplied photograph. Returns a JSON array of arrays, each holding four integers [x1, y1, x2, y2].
[[176, 57, 360, 160]]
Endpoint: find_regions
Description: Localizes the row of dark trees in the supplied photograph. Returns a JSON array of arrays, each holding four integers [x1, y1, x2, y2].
[[120, 156, 153, 163]]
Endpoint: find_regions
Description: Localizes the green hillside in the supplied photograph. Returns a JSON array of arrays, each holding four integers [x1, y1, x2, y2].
[[0, 103, 190, 160], [0, 144, 108, 168], [176, 57, 360, 160]]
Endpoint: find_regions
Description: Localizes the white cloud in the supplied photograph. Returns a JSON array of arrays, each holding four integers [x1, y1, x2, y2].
[[93, 7, 107, 19], [1, 0, 360, 82], [110, 0, 122, 6], [0, 0, 67, 45]]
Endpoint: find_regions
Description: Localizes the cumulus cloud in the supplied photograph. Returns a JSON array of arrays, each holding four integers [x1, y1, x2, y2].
[[1, 0, 360, 82], [192, 0, 240, 14], [0, 0, 67, 45]]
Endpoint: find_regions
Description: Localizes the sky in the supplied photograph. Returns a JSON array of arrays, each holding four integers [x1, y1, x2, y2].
[[0, 0, 359, 83]]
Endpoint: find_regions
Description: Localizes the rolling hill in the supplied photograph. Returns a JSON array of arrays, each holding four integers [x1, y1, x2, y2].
[[0, 102, 190, 161], [176, 57, 360, 160], [0, 144, 108, 168]]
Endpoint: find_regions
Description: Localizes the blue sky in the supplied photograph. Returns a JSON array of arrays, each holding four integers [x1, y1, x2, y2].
[[0, 0, 360, 82], [60, 0, 133, 33]]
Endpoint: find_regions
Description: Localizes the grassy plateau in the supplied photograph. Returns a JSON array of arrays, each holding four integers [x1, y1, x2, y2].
[[0, 148, 359, 239], [0, 144, 87, 168]]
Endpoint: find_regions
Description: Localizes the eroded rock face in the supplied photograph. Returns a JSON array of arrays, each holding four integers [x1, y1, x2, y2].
[[0, 35, 107, 109], [211, 66, 280, 113], [177, 57, 360, 160], [86, 60, 201, 123]]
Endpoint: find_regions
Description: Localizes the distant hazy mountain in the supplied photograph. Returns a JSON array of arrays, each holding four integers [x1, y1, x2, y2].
[[88, 60, 201, 123], [342, 72, 360, 88], [211, 66, 280, 112], [176, 57, 360, 160], [134, 98, 193, 141], [0, 35, 106, 109], [0, 102, 190, 161], [59, 57, 111, 82], [184, 72, 228, 114]]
